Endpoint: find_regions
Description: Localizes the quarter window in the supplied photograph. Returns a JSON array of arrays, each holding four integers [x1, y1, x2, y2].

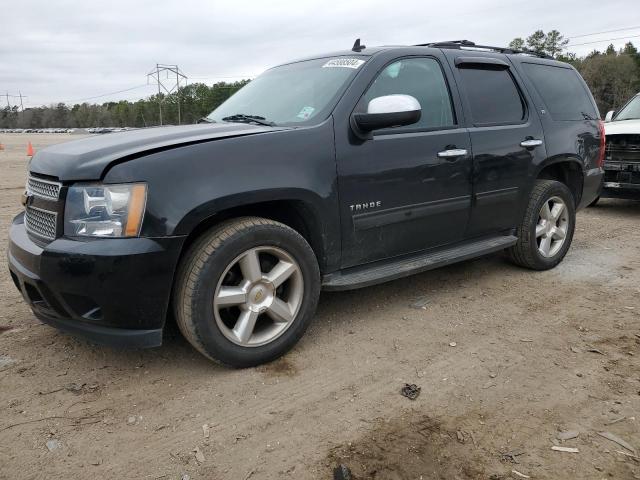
[[521, 63, 598, 121], [361, 58, 455, 130], [458, 67, 525, 125]]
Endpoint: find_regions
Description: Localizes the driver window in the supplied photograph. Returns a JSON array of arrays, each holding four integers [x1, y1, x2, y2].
[[362, 58, 455, 129]]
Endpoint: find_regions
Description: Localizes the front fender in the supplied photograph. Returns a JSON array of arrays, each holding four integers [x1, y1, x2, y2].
[[174, 188, 326, 234], [103, 119, 341, 269]]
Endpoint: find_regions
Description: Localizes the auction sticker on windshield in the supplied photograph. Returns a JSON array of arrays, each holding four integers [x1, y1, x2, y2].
[[297, 106, 315, 120], [322, 58, 365, 69]]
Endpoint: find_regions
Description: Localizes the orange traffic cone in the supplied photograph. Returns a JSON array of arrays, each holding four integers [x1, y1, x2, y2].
[[26, 142, 34, 157], [0, 142, 4, 151]]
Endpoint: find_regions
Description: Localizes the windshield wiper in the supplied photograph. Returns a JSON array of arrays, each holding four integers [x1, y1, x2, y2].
[[221, 114, 276, 126], [197, 117, 215, 124]]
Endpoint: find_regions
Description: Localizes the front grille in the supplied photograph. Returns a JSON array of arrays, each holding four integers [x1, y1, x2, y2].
[[27, 175, 61, 200], [605, 134, 640, 164], [25, 206, 58, 240]]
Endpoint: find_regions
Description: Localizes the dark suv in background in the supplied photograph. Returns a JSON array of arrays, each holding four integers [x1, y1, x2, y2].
[[8, 40, 604, 367]]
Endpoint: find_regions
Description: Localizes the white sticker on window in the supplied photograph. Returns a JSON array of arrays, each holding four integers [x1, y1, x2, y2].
[[296, 106, 315, 120], [322, 58, 365, 69]]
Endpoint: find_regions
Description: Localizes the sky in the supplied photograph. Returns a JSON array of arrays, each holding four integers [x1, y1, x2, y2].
[[2, 0, 639, 107]]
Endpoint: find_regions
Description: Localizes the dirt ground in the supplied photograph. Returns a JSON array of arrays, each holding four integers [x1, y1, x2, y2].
[[0, 133, 639, 480]]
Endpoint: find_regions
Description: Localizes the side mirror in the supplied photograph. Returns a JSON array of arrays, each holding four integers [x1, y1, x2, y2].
[[351, 94, 421, 139], [605, 110, 615, 122]]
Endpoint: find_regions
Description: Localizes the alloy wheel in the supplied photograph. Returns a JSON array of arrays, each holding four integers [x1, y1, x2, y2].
[[535, 196, 569, 258], [213, 246, 304, 347]]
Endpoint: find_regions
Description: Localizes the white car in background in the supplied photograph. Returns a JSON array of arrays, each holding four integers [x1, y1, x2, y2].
[[601, 93, 640, 200]]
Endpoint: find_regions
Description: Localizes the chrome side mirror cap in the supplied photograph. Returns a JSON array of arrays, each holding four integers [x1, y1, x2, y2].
[[351, 94, 421, 139], [366, 94, 421, 115]]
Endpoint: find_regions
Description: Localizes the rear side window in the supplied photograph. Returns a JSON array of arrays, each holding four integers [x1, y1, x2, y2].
[[458, 67, 525, 125], [521, 63, 597, 121]]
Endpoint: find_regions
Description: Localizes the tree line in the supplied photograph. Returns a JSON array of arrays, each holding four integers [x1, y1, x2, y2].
[[509, 30, 640, 115], [1, 31, 639, 129], [0, 80, 249, 129]]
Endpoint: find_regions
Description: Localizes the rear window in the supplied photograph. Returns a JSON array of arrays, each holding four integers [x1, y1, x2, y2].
[[458, 67, 525, 125], [521, 63, 597, 121]]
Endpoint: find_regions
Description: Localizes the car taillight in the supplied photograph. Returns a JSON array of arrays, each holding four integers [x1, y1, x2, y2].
[[597, 120, 606, 168]]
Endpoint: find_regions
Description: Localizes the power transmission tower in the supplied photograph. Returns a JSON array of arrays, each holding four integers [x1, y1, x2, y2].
[[146, 64, 188, 126], [4, 92, 27, 111]]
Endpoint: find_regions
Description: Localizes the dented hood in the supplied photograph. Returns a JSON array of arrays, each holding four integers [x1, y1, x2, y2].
[[29, 123, 285, 181]]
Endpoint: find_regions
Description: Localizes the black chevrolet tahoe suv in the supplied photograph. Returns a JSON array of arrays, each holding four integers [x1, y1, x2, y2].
[[8, 40, 604, 367]]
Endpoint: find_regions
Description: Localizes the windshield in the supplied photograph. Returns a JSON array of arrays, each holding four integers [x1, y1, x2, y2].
[[207, 56, 367, 126], [616, 95, 640, 121]]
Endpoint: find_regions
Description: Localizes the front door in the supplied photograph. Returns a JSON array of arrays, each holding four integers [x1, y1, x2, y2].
[[336, 55, 473, 268]]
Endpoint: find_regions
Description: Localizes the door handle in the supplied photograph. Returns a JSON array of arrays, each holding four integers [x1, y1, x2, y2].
[[520, 139, 543, 148], [437, 148, 468, 158]]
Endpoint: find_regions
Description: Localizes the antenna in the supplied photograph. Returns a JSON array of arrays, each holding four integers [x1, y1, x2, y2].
[[352, 38, 366, 52]]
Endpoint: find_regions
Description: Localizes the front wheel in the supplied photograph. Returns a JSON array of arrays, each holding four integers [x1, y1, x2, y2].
[[174, 217, 321, 367], [508, 180, 576, 270]]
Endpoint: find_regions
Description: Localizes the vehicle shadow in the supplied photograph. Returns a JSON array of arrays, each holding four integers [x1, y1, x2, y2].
[[589, 198, 640, 217], [50, 252, 511, 374], [311, 252, 513, 338]]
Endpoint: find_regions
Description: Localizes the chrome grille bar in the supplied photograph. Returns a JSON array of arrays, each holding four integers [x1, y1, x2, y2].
[[24, 206, 58, 240], [26, 175, 62, 200]]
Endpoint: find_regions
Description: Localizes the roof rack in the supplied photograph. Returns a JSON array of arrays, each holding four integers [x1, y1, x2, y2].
[[415, 40, 553, 59]]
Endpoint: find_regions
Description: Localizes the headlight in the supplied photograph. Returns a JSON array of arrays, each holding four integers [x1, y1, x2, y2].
[[64, 183, 147, 237]]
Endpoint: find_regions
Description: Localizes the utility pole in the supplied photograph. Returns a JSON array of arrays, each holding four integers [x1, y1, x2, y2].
[[18, 91, 25, 112], [146, 64, 187, 126]]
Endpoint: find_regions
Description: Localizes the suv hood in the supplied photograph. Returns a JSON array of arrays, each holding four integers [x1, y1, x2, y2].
[[605, 118, 640, 136], [29, 123, 285, 181]]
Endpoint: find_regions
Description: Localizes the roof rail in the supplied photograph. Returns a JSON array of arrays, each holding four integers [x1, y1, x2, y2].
[[415, 40, 554, 59]]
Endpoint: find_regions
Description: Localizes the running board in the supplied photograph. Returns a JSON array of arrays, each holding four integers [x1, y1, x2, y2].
[[322, 235, 517, 291]]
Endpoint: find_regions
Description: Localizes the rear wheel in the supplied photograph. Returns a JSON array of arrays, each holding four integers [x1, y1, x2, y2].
[[508, 180, 576, 270], [174, 217, 320, 367]]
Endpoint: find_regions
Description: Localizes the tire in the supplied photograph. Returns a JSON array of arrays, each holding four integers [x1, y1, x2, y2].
[[508, 180, 576, 270], [174, 217, 321, 367]]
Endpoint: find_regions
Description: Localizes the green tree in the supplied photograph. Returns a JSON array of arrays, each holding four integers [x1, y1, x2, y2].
[[623, 41, 640, 70], [578, 51, 640, 113], [544, 30, 569, 58], [526, 30, 547, 53], [509, 38, 525, 51]]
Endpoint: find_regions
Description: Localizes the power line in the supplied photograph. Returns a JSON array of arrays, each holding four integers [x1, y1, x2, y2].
[[569, 34, 640, 47], [64, 84, 152, 103], [189, 74, 256, 80], [568, 25, 640, 39]]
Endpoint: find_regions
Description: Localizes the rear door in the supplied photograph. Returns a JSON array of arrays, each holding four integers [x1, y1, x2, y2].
[[444, 51, 548, 237]]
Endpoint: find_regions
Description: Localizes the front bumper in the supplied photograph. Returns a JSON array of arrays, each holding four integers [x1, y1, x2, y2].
[[601, 161, 640, 199], [8, 213, 185, 348]]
